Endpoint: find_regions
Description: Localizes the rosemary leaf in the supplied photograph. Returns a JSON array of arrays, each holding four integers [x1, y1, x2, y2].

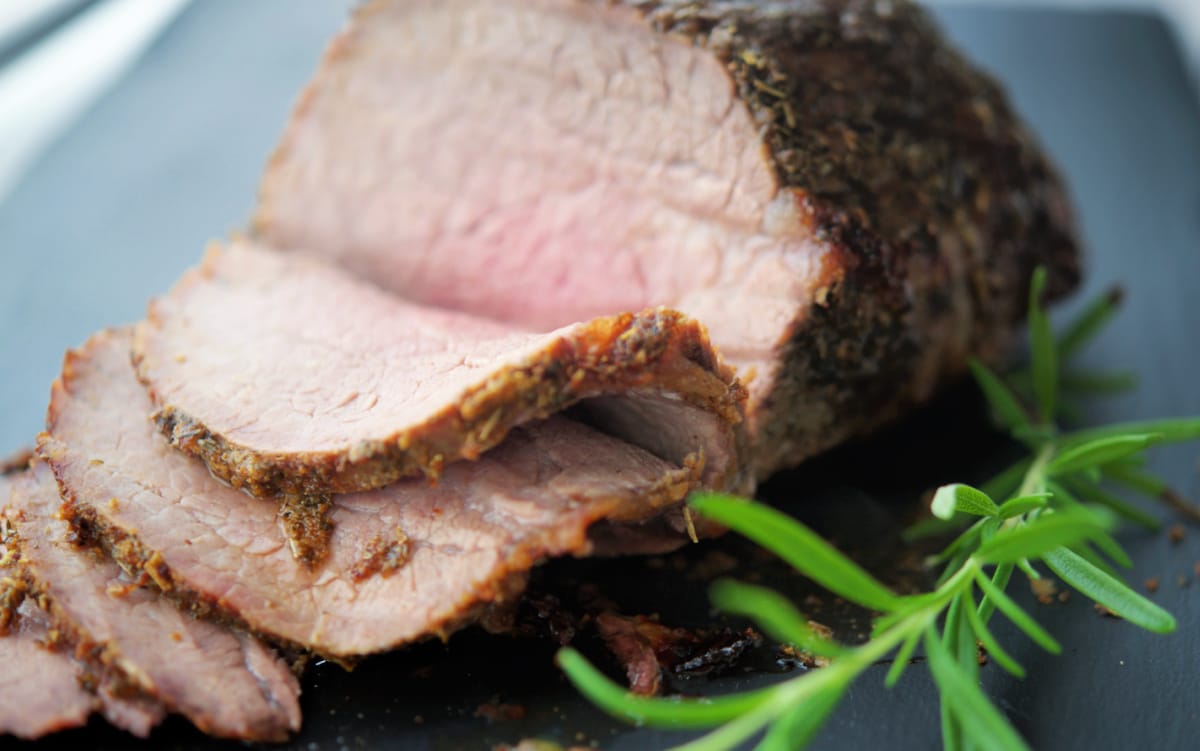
[[932, 483, 1000, 520], [1056, 286, 1122, 358], [997, 493, 1050, 518], [969, 358, 1031, 432], [1046, 434, 1159, 477], [974, 570, 1062, 654], [884, 632, 921, 688], [924, 630, 1030, 751], [963, 587, 1025, 677], [555, 648, 775, 728], [709, 579, 843, 657], [975, 509, 1109, 564], [756, 687, 845, 751], [1042, 548, 1177, 633], [1028, 267, 1058, 423], [689, 493, 901, 613]]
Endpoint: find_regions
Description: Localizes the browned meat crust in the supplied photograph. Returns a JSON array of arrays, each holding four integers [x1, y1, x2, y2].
[[40, 329, 713, 659], [252, 0, 1078, 479], [621, 0, 1079, 471], [135, 246, 745, 497]]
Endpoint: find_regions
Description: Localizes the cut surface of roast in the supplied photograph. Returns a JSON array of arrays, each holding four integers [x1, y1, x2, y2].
[[255, 0, 1079, 475], [0, 602, 97, 739], [1, 469, 166, 739], [0, 472, 104, 739], [134, 241, 743, 496], [7, 465, 301, 741], [42, 329, 703, 658]]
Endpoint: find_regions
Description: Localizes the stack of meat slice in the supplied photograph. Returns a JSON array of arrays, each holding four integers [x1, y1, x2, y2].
[[1, 458, 300, 740], [1, 0, 1081, 741]]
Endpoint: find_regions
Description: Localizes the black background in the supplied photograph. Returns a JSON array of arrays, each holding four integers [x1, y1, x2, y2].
[[1, 3, 1198, 749]]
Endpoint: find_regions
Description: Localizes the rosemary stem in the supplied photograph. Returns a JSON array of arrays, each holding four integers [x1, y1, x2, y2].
[[1018, 443, 1056, 497]]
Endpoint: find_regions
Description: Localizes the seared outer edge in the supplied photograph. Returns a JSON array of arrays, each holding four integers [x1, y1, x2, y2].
[[41, 332, 703, 659], [2, 504, 167, 731], [612, 0, 1081, 472], [8, 476, 296, 742], [0, 448, 33, 476], [137, 301, 746, 496], [45, 445, 699, 661]]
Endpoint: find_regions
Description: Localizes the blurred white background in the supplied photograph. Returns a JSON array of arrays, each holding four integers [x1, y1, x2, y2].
[[0, 0, 1196, 207]]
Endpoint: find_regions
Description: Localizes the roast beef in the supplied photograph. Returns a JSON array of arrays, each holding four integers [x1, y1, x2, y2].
[[41, 329, 708, 658], [0, 470, 96, 740], [0, 598, 167, 738], [1, 469, 166, 739], [254, 0, 1079, 476], [0, 599, 97, 739], [133, 240, 744, 497], [6, 465, 302, 741]]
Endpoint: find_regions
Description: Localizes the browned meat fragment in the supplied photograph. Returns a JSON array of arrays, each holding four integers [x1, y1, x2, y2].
[[133, 241, 745, 496], [255, 0, 1078, 478], [277, 493, 335, 569], [7, 465, 301, 741], [595, 612, 760, 696], [41, 329, 708, 659]]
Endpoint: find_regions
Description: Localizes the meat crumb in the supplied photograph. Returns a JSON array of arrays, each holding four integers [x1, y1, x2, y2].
[[474, 702, 527, 723], [1168, 524, 1185, 544], [492, 741, 583, 751], [350, 528, 411, 582], [1057, 590, 1071, 603], [170, 631, 183, 642], [807, 619, 834, 640], [1094, 603, 1120, 619], [779, 643, 831, 669], [1030, 577, 1058, 604], [105, 581, 136, 599], [1145, 576, 1160, 593]]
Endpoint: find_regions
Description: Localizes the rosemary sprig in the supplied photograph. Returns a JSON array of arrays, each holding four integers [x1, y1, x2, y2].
[[557, 269, 1200, 750]]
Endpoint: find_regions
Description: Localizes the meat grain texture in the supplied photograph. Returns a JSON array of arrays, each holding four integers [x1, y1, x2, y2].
[[6, 0, 1082, 742], [41, 329, 711, 658], [256, 0, 1079, 477], [8, 466, 302, 741]]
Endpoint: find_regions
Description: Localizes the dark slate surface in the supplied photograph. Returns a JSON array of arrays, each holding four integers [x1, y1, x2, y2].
[[1, 3, 1198, 750]]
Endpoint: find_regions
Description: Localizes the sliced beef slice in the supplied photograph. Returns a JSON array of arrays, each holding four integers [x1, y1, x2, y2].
[[42, 329, 705, 658], [0, 471, 95, 739], [1, 470, 164, 739], [254, 0, 1079, 476], [0, 602, 96, 739], [3, 598, 166, 739], [133, 240, 744, 496], [6, 465, 301, 741]]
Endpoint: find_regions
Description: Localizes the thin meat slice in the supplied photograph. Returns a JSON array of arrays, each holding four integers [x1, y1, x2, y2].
[[0, 603, 95, 739], [133, 240, 744, 496], [7, 465, 302, 742], [1, 599, 166, 738], [0, 471, 93, 739], [1, 470, 164, 739], [254, 0, 1079, 477], [42, 329, 705, 658]]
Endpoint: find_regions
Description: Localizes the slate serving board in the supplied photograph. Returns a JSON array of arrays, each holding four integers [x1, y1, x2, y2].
[[1, 3, 1198, 749]]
